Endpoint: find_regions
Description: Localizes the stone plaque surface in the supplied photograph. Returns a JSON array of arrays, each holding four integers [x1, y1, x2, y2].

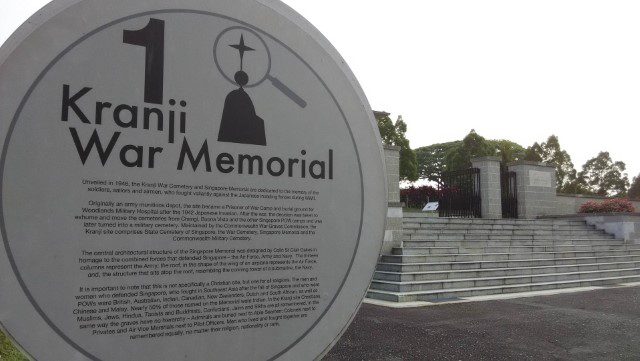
[[422, 202, 439, 212], [528, 170, 553, 188], [0, 0, 385, 360]]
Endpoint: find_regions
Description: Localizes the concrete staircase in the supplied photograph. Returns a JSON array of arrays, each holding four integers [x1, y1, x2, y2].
[[367, 214, 640, 303]]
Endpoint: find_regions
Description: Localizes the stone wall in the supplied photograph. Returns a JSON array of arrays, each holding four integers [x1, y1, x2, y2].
[[427, 158, 638, 219], [555, 194, 640, 214], [508, 161, 557, 219], [542, 213, 640, 243]]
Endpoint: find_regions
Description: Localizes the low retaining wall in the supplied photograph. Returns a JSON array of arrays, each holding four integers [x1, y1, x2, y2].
[[541, 213, 640, 243], [556, 194, 640, 215]]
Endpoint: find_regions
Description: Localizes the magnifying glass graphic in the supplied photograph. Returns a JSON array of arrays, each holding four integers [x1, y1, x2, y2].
[[213, 26, 307, 108]]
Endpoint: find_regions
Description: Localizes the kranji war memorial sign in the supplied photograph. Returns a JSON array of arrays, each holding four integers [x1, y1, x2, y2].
[[0, 0, 386, 359]]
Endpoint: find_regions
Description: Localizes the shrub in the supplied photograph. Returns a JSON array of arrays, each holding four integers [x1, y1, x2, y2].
[[578, 198, 635, 213], [400, 185, 439, 209]]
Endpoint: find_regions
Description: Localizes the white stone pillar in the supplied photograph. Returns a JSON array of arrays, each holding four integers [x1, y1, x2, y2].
[[382, 145, 403, 254], [471, 156, 503, 219]]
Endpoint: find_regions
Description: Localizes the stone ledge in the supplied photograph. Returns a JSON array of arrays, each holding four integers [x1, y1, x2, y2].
[[383, 145, 401, 151], [538, 213, 640, 242], [540, 213, 640, 219], [471, 156, 501, 163], [507, 160, 552, 168], [556, 193, 610, 199]]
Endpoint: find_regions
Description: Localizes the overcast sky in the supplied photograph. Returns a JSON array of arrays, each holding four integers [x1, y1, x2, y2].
[[1, 1, 639, 179]]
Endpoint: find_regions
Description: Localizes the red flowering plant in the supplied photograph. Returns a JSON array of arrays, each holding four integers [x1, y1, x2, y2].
[[578, 198, 635, 213], [400, 185, 439, 209]]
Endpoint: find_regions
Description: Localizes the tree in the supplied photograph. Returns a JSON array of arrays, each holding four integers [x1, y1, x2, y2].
[[578, 151, 629, 197], [444, 130, 494, 171], [375, 111, 396, 145], [489, 139, 525, 165], [375, 112, 418, 181], [524, 135, 577, 193], [414, 141, 461, 183], [524, 142, 544, 162], [629, 174, 640, 200], [414, 133, 525, 181]]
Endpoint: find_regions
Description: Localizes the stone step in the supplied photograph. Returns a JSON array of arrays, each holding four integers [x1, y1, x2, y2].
[[374, 260, 640, 282], [403, 223, 597, 231], [401, 216, 587, 226], [402, 222, 597, 231], [366, 274, 640, 302], [403, 229, 608, 236], [403, 234, 614, 241], [402, 214, 581, 221], [402, 228, 607, 237], [370, 267, 640, 292], [380, 249, 640, 264], [403, 229, 607, 237], [393, 244, 637, 256], [375, 216, 632, 303], [402, 240, 626, 248], [376, 254, 640, 272]]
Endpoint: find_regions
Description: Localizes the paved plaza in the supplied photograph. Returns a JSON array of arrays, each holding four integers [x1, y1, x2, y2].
[[324, 285, 640, 361]]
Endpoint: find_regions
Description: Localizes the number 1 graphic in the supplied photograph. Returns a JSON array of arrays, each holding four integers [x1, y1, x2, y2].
[[123, 18, 165, 104]]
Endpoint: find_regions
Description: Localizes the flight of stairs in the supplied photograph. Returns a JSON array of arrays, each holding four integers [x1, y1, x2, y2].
[[367, 214, 640, 303]]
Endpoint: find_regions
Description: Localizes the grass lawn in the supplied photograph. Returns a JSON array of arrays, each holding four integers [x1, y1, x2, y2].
[[0, 329, 27, 361]]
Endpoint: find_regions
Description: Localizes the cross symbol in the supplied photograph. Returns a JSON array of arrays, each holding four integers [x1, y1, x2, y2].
[[229, 34, 255, 71]]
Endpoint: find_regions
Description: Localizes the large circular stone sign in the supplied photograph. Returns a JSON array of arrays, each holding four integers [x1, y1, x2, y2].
[[0, 0, 385, 360]]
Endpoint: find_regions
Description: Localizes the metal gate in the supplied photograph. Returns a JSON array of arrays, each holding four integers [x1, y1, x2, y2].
[[501, 170, 518, 218], [438, 168, 481, 218]]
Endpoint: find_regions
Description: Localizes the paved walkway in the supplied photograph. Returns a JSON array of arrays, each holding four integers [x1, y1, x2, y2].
[[323, 286, 640, 361]]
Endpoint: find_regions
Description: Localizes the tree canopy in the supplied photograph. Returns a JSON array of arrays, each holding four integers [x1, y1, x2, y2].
[[629, 174, 640, 200], [375, 112, 418, 181], [524, 135, 577, 193], [490, 139, 525, 167], [408, 130, 630, 197], [578, 151, 629, 197], [444, 130, 494, 171], [414, 141, 461, 183], [414, 130, 525, 181]]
